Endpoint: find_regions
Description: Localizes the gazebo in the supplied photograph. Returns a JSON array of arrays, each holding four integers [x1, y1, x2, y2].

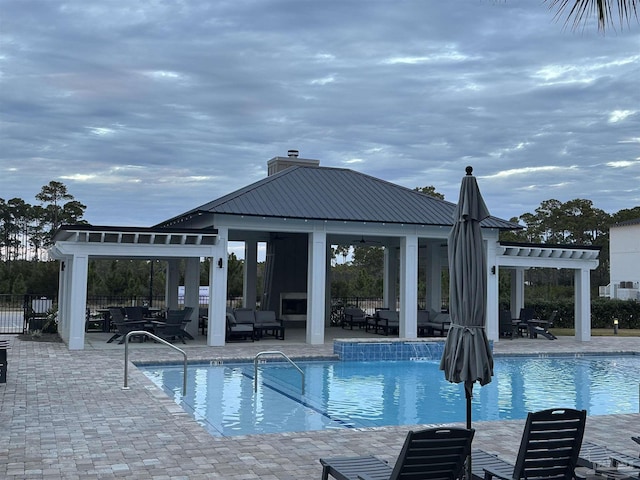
[[51, 152, 600, 350]]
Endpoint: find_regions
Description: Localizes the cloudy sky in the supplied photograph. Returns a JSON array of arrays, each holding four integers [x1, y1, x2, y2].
[[2, 1, 639, 228]]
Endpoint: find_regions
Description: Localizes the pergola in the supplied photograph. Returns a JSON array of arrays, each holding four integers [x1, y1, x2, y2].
[[50, 226, 223, 350]]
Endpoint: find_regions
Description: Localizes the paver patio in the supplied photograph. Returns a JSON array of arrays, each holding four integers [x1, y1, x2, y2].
[[1, 331, 639, 479]]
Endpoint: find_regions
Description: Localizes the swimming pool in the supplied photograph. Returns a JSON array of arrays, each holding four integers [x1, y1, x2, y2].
[[140, 355, 640, 437]]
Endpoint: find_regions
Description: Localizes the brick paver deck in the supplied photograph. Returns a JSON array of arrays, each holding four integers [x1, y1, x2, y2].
[[1, 331, 638, 479]]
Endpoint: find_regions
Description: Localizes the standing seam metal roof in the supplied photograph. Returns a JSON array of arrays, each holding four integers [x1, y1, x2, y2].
[[158, 166, 520, 229]]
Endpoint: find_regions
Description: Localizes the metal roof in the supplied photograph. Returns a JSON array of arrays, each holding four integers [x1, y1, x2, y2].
[[157, 166, 520, 229], [611, 218, 640, 228]]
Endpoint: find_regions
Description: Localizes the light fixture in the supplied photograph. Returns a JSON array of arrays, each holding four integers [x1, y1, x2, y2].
[[491, 266, 496, 275], [217, 258, 223, 269]]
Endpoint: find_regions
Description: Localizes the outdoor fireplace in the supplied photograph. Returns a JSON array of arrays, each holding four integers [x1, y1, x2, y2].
[[280, 292, 307, 325]]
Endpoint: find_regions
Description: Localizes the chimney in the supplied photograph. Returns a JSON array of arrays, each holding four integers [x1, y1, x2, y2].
[[267, 150, 320, 176]]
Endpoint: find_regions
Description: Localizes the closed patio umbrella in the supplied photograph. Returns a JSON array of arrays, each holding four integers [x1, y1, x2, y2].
[[439, 166, 494, 479]]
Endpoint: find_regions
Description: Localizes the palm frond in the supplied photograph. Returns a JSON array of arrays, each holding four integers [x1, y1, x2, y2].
[[546, 0, 639, 31]]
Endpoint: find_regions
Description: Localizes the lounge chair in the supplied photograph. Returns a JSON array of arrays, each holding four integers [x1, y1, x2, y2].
[[254, 310, 285, 340], [578, 440, 640, 472], [498, 309, 517, 339], [515, 307, 535, 337], [124, 306, 145, 321], [478, 407, 586, 480], [528, 310, 558, 340], [179, 306, 196, 339], [198, 307, 208, 335], [106, 308, 147, 344], [320, 427, 474, 480], [152, 309, 190, 343], [342, 307, 368, 330]]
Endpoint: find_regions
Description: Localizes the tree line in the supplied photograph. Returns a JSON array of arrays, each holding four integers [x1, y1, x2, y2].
[[1, 182, 639, 302], [1, 181, 87, 262]]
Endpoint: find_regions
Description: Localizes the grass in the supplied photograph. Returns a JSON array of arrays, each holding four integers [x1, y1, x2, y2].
[[551, 328, 640, 337]]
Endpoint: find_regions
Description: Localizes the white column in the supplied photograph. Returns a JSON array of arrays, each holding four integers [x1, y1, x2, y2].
[[307, 230, 326, 345], [383, 247, 398, 309], [486, 240, 499, 342], [243, 239, 258, 309], [166, 260, 180, 309], [426, 242, 442, 312], [399, 235, 418, 338], [511, 268, 525, 318], [208, 228, 228, 346], [68, 254, 88, 350], [57, 259, 70, 344], [575, 268, 591, 342], [184, 257, 201, 338], [325, 243, 332, 327]]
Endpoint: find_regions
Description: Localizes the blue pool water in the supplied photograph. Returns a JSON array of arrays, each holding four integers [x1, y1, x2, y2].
[[140, 355, 640, 437]]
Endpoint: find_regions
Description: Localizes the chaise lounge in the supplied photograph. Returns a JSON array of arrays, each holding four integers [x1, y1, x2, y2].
[[320, 427, 474, 480], [578, 440, 640, 473], [477, 407, 586, 480]]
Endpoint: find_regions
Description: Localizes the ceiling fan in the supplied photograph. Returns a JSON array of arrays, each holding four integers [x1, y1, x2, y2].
[[352, 236, 383, 245]]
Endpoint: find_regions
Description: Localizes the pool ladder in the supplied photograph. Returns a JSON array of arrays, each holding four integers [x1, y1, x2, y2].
[[122, 330, 188, 396], [254, 351, 305, 395]]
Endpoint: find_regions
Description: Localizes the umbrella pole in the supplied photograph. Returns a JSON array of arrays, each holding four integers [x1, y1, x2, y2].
[[465, 382, 473, 480], [465, 382, 472, 430]]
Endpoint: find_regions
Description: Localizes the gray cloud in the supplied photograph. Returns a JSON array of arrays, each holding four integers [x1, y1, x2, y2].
[[1, 0, 639, 226]]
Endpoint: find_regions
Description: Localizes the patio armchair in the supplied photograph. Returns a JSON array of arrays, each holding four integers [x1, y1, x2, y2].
[[254, 310, 285, 340], [417, 309, 451, 337], [233, 308, 256, 325], [342, 307, 368, 330], [226, 312, 255, 342], [369, 309, 399, 335], [320, 427, 474, 480]]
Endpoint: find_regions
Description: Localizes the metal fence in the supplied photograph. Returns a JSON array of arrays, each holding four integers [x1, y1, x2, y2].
[[0, 294, 56, 334], [0, 294, 425, 334]]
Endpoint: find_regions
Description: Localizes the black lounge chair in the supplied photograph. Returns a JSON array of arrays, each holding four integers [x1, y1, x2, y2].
[[106, 308, 147, 344], [528, 310, 558, 340], [152, 309, 190, 344], [320, 427, 474, 480], [498, 309, 517, 339], [515, 307, 535, 337], [578, 440, 640, 472], [478, 407, 586, 480]]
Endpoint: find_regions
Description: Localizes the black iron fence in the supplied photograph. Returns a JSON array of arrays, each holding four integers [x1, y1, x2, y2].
[[0, 294, 57, 334], [0, 294, 431, 334]]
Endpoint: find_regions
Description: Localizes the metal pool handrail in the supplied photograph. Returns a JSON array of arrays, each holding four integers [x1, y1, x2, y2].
[[254, 351, 305, 395], [123, 331, 187, 396]]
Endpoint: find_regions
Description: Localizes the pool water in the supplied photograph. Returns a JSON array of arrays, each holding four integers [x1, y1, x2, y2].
[[140, 355, 640, 437]]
